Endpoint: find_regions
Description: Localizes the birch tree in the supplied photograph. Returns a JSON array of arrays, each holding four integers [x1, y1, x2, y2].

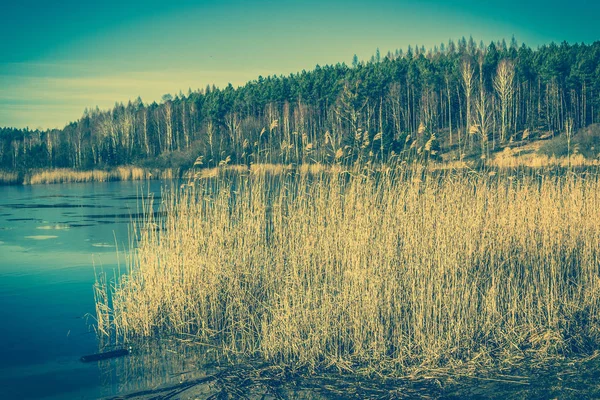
[[461, 59, 474, 150], [494, 59, 515, 142]]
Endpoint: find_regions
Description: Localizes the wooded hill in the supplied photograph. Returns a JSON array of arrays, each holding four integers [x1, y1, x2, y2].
[[2, 37, 600, 171]]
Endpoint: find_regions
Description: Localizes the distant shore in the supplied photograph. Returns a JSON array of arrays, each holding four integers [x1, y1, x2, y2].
[[1, 154, 598, 186], [0, 166, 178, 185]]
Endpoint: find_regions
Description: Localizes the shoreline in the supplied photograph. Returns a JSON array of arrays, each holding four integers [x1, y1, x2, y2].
[[0, 166, 178, 186], [1, 154, 598, 186], [104, 345, 600, 399]]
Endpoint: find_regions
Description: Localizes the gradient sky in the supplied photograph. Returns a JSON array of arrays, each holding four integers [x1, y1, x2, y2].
[[1, 0, 599, 129]]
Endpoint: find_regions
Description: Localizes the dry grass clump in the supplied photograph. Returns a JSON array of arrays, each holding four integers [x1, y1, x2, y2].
[[156, 168, 177, 180], [298, 162, 328, 175], [250, 163, 290, 176], [186, 163, 332, 181], [492, 147, 600, 168], [186, 165, 248, 180], [0, 170, 21, 184], [22, 166, 173, 185], [115, 166, 149, 181], [428, 160, 472, 171], [27, 169, 109, 184], [96, 166, 600, 374]]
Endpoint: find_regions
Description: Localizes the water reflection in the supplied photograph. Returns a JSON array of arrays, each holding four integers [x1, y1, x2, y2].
[[95, 337, 445, 399], [100, 339, 600, 399], [97, 339, 222, 397]]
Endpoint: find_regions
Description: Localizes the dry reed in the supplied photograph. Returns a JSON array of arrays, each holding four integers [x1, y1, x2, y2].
[[492, 148, 600, 168], [21, 166, 174, 185], [0, 170, 21, 185], [96, 165, 600, 374]]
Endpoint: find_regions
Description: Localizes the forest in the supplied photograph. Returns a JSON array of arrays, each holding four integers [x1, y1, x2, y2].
[[2, 37, 599, 171]]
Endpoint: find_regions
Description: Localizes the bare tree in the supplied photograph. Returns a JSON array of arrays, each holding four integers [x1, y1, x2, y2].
[[566, 117, 573, 167], [75, 122, 83, 168], [99, 112, 117, 159], [461, 59, 474, 151], [120, 109, 134, 158], [421, 86, 438, 136], [387, 82, 404, 141], [163, 100, 173, 152], [182, 102, 189, 149], [141, 108, 150, 156], [46, 131, 54, 167], [445, 74, 453, 146], [472, 92, 492, 158], [493, 59, 515, 143], [473, 53, 491, 158], [335, 82, 367, 134], [206, 120, 215, 163], [224, 111, 241, 158]]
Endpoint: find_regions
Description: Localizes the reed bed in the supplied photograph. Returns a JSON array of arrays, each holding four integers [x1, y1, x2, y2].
[[27, 169, 110, 184], [0, 170, 21, 185], [96, 165, 600, 374], [21, 166, 175, 185], [186, 163, 334, 180], [492, 149, 600, 168]]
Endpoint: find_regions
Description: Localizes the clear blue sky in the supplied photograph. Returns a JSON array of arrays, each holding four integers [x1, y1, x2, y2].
[[1, 0, 599, 129]]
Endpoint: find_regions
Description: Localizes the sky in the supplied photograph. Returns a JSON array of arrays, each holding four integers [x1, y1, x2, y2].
[[1, 0, 599, 130]]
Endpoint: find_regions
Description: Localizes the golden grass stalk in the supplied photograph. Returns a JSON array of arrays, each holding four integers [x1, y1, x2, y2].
[[96, 165, 600, 373], [492, 150, 600, 169], [20, 166, 174, 185], [0, 170, 21, 184]]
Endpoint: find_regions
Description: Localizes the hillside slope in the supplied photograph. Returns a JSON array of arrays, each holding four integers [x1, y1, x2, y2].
[[1, 39, 599, 172]]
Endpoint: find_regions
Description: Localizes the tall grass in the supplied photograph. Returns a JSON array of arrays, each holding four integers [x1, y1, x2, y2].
[[96, 165, 600, 373], [0, 170, 21, 185], [492, 148, 600, 168], [21, 166, 175, 185]]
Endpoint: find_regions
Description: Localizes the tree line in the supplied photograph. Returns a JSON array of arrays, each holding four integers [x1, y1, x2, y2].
[[2, 37, 599, 171]]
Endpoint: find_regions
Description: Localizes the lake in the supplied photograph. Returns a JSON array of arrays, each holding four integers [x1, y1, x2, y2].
[[1, 178, 600, 400], [0, 180, 175, 399]]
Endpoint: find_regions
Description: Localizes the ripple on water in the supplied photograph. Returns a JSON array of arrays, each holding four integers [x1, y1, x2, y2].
[[3, 203, 111, 209], [92, 243, 115, 248], [24, 235, 59, 240], [36, 224, 71, 230]]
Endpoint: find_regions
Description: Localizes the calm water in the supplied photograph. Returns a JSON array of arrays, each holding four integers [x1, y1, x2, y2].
[[0, 180, 172, 399]]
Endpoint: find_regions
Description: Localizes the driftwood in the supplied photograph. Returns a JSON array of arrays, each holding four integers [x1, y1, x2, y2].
[[81, 348, 130, 363]]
